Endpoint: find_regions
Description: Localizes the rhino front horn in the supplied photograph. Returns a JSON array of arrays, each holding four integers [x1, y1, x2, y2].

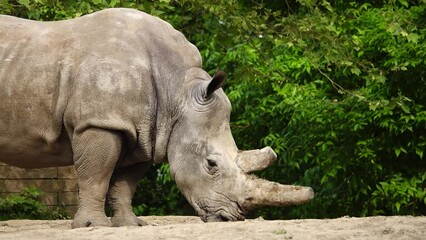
[[236, 147, 277, 173], [243, 176, 314, 209]]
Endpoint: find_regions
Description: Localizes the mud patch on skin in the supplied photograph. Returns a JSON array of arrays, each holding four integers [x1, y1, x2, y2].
[[0, 216, 425, 240]]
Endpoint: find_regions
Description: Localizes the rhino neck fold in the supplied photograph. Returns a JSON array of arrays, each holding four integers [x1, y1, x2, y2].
[[144, 33, 202, 163], [150, 69, 186, 164]]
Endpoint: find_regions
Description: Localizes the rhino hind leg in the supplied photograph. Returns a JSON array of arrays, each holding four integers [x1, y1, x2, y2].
[[71, 128, 123, 228], [107, 163, 151, 227]]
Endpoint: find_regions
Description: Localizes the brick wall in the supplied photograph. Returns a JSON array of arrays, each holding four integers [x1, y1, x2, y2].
[[0, 163, 78, 216]]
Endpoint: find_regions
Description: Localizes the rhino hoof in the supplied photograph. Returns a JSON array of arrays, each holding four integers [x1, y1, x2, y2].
[[71, 216, 112, 228], [111, 215, 148, 227]]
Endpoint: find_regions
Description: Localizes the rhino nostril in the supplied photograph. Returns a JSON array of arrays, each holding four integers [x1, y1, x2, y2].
[[219, 214, 230, 222]]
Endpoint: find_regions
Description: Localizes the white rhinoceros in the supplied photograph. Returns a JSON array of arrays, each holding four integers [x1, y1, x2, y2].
[[0, 8, 313, 228]]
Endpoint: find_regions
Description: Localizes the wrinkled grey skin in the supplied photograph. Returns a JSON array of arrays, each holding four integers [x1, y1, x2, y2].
[[0, 8, 314, 228]]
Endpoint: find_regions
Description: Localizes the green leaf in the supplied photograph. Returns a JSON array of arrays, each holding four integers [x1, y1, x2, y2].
[[407, 34, 419, 43], [398, 0, 409, 7], [109, 0, 119, 7], [351, 66, 361, 76], [342, 60, 353, 66], [17, 0, 30, 7], [395, 202, 401, 212], [395, 148, 401, 157], [416, 148, 424, 159]]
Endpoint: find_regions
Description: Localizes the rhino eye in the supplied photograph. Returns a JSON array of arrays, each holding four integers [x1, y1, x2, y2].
[[206, 158, 218, 173], [207, 159, 217, 168]]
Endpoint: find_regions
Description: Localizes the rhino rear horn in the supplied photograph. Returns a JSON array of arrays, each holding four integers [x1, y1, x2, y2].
[[205, 70, 226, 99], [236, 147, 277, 173]]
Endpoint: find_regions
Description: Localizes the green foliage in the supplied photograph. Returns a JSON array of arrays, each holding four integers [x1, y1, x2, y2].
[[0, 188, 69, 220], [2, 0, 425, 218], [369, 173, 426, 215], [131, 164, 193, 216]]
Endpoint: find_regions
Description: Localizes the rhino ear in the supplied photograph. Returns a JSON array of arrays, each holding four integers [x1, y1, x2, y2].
[[205, 70, 226, 99]]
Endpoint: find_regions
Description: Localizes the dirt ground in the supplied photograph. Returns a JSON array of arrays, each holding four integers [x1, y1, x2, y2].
[[0, 215, 425, 240]]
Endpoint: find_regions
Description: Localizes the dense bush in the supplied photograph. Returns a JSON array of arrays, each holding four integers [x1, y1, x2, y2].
[[0, 188, 69, 220], [2, 0, 425, 218]]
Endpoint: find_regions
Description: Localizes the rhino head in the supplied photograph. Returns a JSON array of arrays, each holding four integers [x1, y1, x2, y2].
[[167, 68, 314, 222]]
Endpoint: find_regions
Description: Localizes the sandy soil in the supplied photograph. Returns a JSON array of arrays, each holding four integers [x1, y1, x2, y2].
[[0, 216, 425, 240]]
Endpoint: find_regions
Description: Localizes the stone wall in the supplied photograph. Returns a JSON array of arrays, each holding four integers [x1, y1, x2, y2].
[[0, 163, 78, 216]]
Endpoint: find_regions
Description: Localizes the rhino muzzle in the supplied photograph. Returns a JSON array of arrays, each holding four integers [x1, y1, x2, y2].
[[203, 210, 246, 222]]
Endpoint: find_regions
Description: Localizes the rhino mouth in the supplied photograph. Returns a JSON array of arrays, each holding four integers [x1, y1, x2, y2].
[[202, 210, 245, 222], [196, 198, 247, 222]]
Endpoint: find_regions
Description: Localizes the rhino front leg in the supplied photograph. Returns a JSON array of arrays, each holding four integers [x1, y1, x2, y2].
[[107, 162, 151, 227], [71, 128, 123, 228]]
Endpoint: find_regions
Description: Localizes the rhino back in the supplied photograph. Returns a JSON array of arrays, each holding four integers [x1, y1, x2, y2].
[[0, 8, 202, 167]]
